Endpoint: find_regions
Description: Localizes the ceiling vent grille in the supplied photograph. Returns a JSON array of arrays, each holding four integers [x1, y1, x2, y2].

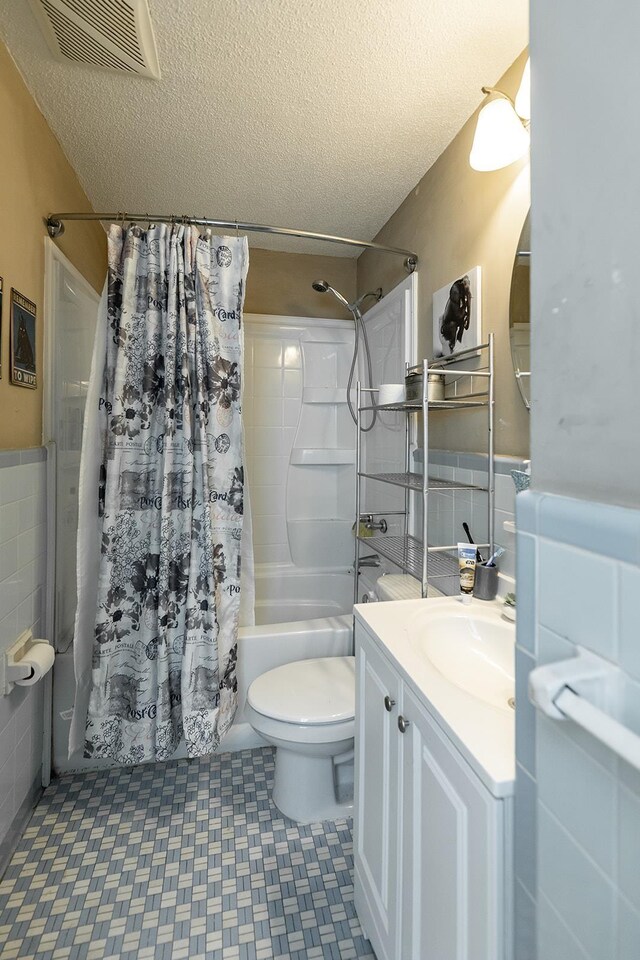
[[28, 0, 160, 79]]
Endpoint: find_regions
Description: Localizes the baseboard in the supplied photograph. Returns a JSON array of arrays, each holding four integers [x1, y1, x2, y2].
[[0, 776, 43, 880]]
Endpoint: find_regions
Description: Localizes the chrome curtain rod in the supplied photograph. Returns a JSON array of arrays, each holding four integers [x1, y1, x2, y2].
[[46, 212, 418, 271]]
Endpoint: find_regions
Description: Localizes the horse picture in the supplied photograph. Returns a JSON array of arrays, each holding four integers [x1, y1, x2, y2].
[[432, 266, 482, 359]]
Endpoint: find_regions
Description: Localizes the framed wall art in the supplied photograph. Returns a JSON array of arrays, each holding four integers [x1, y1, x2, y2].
[[432, 265, 482, 359], [10, 288, 37, 389]]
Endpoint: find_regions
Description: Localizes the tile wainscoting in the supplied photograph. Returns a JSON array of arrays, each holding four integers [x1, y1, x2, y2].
[[515, 490, 640, 960], [415, 448, 528, 596], [0, 448, 48, 872]]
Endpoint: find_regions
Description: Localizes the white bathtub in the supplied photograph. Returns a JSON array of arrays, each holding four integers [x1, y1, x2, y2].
[[53, 565, 355, 774], [254, 564, 354, 624]]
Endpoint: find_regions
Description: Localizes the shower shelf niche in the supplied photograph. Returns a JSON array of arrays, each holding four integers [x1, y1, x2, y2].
[[290, 448, 356, 466], [302, 388, 349, 404]]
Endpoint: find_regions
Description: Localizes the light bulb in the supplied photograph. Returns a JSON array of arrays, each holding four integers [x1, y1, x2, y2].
[[469, 97, 530, 172], [515, 58, 531, 121]]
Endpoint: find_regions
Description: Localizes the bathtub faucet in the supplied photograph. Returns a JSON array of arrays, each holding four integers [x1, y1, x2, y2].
[[358, 554, 381, 570], [361, 514, 388, 534]]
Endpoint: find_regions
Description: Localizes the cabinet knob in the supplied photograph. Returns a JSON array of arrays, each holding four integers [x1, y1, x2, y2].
[[384, 695, 396, 712], [397, 715, 410, 733]]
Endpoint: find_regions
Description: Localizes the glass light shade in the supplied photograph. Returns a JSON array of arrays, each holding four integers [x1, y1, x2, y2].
[[515, 58, 531, 121], [469, 97, 530, 172]]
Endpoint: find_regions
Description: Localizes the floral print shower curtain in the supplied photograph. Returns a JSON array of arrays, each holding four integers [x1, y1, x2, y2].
[[72, 224, 249, 765]]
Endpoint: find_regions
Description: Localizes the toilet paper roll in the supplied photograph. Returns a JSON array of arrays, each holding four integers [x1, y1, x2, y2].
[[378, 383, 405, 405], [15, 641, 55, 686]]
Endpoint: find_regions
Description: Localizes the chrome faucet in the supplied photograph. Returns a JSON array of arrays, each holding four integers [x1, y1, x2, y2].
[[362, 514, 388, 533]]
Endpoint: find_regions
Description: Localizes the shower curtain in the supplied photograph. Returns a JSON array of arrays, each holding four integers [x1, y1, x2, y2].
[[70, 224, 249, 765]]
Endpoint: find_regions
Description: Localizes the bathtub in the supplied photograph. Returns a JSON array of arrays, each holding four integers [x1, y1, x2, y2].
[[52, 565, 355, 774], [253, 563, 354, 624]]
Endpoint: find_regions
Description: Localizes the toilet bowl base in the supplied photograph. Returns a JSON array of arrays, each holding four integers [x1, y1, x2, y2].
[[272, 748, 354, 824]]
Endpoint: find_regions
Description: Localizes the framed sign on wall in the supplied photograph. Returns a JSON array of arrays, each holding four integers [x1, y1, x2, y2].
[[10, 288, 37, 389]]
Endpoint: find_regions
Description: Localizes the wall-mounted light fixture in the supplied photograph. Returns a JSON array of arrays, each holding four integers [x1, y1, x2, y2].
[[469, 58, 530, 172]]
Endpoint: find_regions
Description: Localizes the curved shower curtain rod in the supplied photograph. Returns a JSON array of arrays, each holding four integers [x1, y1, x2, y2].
[[45, 212, 418, 272]]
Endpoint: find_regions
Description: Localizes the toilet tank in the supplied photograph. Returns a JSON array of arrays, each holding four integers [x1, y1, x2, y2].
[[376, 574, 443, 601]]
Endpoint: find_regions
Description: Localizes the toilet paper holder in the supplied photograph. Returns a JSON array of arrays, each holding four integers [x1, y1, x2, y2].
[[3, 630, 51, 694]]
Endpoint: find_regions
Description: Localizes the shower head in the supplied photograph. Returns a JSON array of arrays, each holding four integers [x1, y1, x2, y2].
[[311, 280, 350, 309]]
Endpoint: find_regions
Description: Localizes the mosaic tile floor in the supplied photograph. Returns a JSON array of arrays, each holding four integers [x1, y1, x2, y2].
[[0, 747, 375, 960]]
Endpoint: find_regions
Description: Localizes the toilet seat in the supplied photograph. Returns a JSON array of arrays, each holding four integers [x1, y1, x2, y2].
[[245, 704, 355, 746], [247, 656, 355, 725]]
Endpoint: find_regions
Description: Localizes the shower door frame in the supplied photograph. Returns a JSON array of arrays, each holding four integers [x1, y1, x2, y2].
[[42, 239, 101, 785]]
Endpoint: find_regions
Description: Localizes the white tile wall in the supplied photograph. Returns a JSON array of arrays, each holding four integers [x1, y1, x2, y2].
[[244, 318, 356, 569], [244, 325, 303, 566], [0, 450, 47, 866], [418, 450, 526, 596], [516, 490, 640, 960]]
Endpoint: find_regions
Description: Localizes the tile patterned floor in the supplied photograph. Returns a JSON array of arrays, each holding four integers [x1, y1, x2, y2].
[[0, 747, 375, 960]]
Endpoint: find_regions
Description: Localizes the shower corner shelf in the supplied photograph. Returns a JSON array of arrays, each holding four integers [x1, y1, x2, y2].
[[301, 387, 349, 404], [290, 447, 356, 465], [353, 335, 495, 601]]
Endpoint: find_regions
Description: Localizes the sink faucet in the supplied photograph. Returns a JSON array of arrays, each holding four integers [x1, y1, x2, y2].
[[358, 554, 381, 570]]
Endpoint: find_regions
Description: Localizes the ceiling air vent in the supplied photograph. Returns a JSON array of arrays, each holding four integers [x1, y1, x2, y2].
[[28, 0, 160, 79]]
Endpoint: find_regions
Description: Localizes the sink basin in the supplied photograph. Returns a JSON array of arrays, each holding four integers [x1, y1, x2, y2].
[[407, 603, 515, 711]]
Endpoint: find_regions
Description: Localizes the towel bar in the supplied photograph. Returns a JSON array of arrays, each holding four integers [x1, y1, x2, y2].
[[529, 647, 640, 772]]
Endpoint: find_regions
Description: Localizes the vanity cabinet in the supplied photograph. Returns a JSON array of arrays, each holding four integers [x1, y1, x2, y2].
[[354, 620, 512, 960], [354, 633, 404, 960]]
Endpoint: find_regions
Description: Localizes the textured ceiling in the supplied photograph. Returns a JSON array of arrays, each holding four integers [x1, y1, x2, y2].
[[1, 0, 527, 255]]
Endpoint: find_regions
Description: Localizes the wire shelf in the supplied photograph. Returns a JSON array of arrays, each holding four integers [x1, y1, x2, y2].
[[357, 534, 460, 582], [359, 397, 489, 413], [353, 335, 495, 603], [359, 472, 487, 493]]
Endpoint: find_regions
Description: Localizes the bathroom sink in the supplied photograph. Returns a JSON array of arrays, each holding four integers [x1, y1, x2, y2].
[[407, 603, 515, 711]]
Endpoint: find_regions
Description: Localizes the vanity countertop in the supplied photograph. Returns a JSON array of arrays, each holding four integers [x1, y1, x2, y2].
[[354, 596, 516, 798]]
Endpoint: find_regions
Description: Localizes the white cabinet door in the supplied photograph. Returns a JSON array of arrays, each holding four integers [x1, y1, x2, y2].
[[401, 686, 505, 960], [354, 628, 403, 960]]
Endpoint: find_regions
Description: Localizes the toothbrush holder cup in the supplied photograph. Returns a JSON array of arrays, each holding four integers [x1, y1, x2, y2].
[[473, 563, 499, 601]]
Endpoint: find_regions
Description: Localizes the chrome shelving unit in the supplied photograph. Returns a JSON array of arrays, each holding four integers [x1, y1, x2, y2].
[[354, 334, 495, 601]]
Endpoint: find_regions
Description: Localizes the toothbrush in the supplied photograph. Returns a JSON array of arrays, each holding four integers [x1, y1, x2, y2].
[[485, 546, 506, 567], [462, 522, 483, 563]]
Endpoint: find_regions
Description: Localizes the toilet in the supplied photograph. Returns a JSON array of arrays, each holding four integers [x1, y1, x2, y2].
[[359, 570, 444, 602], [246, 575, 441, 825], [246, 656, 356, 824]]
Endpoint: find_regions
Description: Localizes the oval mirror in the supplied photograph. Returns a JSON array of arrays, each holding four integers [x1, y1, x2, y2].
[[509, 211, 531, 409]]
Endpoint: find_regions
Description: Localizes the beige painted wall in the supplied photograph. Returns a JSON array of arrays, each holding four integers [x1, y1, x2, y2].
[[245, 247, 356, 320], [0, 40, 106, 450], [0, 37, 356, 450], [357, 51, 531, 457]]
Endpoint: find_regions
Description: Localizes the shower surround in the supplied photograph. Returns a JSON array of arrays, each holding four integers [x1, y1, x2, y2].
[[243, 314, 356, 576]]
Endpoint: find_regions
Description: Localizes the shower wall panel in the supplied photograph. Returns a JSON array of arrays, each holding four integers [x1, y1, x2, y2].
[[243, 316, 355, 569]]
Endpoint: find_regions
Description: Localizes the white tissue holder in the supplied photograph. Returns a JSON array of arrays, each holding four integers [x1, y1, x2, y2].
[[2, 630, 49, 694]]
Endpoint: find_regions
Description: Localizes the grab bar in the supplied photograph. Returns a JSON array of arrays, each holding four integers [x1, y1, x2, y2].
[[529, 647, 640, 772]]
